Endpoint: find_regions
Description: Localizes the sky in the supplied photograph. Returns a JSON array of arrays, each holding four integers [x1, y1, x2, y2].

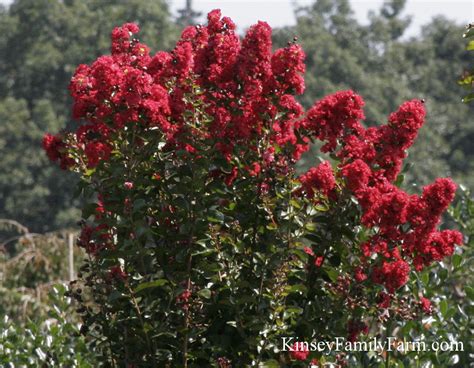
[[170, 0, 473, 38], [0, 0, 472, 38]]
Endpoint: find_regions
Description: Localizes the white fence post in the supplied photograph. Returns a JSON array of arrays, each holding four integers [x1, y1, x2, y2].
[[68, 233, 75, 281]]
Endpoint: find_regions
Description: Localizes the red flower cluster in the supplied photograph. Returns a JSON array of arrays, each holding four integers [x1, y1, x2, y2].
[[42, 133, 74, 169], [420, 297, 432, 314], [371, 259, 410, 293], [347, 320, 369, 342], [290, 342, 310, 361], [109, 265, 127, 281], [303, 90, 365, 153], [176, 289, 192, 310], [77, 223, 112, 255], [45, 10, 308, 172], [298, 161, 336, 198], [354, 177, 462, 291], [304, 246, 325, 268], [298, 90, 462, 292]]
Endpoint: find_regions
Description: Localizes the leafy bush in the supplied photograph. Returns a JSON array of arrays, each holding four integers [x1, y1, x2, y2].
[[0, 284, 94, 367], [0, 221, 80, 320], [0, 222, 95, 366], [44, 11, 465, 367]]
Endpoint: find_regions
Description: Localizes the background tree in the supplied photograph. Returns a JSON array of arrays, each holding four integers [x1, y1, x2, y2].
[[0, 0, 177, 233], [400, 18, 474, 188]]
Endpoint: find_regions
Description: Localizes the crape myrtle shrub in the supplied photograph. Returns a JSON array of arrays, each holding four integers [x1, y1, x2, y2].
[[44, 10, 464, 367]]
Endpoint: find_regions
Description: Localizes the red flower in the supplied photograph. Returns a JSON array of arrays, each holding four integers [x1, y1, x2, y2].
[[43, 133, 63, 161], [290, 342, 309, 361], [111, 23, 140, 55], [238, 21, 272, 89], [176, 289, 192, 310], [378, 292, 391, 309], [372, 259, 410, 292], [84, 142, 111, 168], [299, 161, 336, 198], [354, 267, 367, 282], [420, 297, 432, 314], [347, 320, 368, 342], [421, 178, 457, 217], [42, 133, 74, 169], [303, 90, 365, 152], [314, 256, 324, 267], [42, 16, 464, 343], [418, 230, 463, 265], [341, 159, 371, 192], [303, 246, 314, 256], [247, 162, 261, 177], [224, 167, 239, 186], [109, 265, 127, 281], [177, 289, 192, 303], [271, 44, 306, 95]]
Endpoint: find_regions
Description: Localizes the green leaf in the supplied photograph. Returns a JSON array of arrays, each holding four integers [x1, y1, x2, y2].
[[207, 214, 224, 223], [191, 248, 216, 257], [465, 286, 474, 300], [458, 74, 473, 86], [463, 27, 474, 38], [284, 306, 303, 315], [315, 203, 329, 212], [394, 174, 405, 187], [133, 198, 147, 211], [290, 199, 301, 209], [258, 360, 279, 368], [439, 299, 448, 318], [198, 288, 212, 299], [421, 271, 429, 285], [84, 167, 96, 177], [323, 267, 339, 282], [445, 307, 456, 320], [266, 223, 278, 231], [135, 279, 168, 293], [467, 40, 474, 50], [305, 233, 320, 243], [81, 202, 98, 219], [304, 222, 317, 231], [284, 284, 308, 295], [462, 92, 474, 103], [452, 254, 462, 269]]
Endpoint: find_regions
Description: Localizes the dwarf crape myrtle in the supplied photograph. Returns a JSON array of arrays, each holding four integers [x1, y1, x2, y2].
[[44, 10, 463, 367]]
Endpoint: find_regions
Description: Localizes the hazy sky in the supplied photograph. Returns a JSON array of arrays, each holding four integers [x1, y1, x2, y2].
[[169, 0, 473, 37], [1, 0, 472, 38]]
